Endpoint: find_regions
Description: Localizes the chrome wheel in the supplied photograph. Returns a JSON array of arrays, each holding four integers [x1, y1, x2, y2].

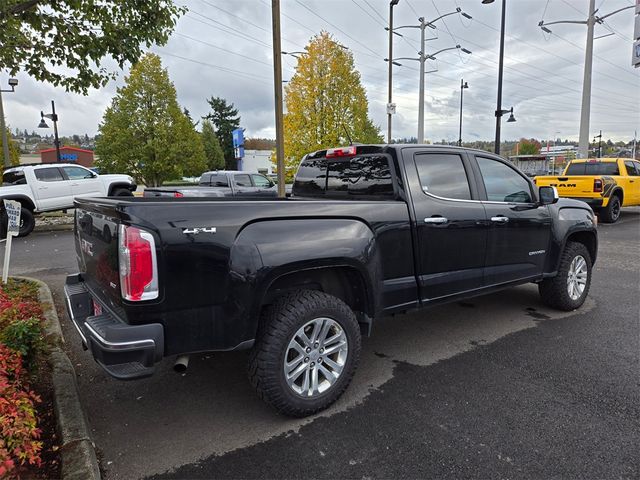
[[567, 255, 588, 301], [283, 317, 348, 397]]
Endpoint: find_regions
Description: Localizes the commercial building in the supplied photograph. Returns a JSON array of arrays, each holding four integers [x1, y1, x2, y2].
[[40, 146, 95, 167], [238, 150, 273, 174]]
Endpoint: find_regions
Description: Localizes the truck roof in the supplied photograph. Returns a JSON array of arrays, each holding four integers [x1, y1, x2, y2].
[[569, 158, 623, 164], [3, 163, 85, 172]]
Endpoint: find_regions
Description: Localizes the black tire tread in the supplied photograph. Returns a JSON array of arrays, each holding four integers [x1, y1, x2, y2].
[[248, 290, 361, 417], [538, 241, 592, 311], [600, 194, 621, 223]]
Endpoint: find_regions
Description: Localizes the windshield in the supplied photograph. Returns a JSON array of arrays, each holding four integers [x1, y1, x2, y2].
[[565, 162, 620, 176]]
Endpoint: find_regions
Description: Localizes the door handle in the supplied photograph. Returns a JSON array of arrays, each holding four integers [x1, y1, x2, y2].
[[630, 180, 635, 183], [491, 216, 509, 224], [38, 186, 48, 190], [424, 217, 448, 224], [71, 183, 79, 186]]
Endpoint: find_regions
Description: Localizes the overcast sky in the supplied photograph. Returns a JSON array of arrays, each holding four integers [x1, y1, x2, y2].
[[3, 0, 639, 143]]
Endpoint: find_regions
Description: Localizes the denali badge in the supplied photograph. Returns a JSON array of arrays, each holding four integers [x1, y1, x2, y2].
[[529, 250, 546, 256], [182, 227, 217, 235]]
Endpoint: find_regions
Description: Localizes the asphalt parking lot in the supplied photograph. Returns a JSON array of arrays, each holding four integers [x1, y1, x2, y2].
[[2, 208, 638, 479]]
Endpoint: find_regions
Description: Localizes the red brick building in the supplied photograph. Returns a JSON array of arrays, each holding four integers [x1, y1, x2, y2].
[[40, 146, 95, 167]]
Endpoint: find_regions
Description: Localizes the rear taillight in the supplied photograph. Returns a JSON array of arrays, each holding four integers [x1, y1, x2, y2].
[[593, 179, 603, 193], [173, 192, 184, 198], [118, 225, 158, 301], [326, 146, 357, 158]]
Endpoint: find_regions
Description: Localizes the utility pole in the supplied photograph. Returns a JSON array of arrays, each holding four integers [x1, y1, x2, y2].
[[271, 0, 285, 198], [387, 0, 400, 144], [593, 130, 602, 158], [494, 0, 507, 155], [417, 18, 426, 144], [539, 2, 635, 159]]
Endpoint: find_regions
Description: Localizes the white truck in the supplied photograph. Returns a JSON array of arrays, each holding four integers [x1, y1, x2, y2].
[[1, 163, 136, 237]]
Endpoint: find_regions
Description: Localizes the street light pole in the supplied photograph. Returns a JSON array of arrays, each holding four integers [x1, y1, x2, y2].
[[271, 0, 285, 198], [417, 18, 426, 144], [0, 78, 18, 168], [39, 101, 61, 162], [494, 0, 506, 155], [459, 79, 468, 146]]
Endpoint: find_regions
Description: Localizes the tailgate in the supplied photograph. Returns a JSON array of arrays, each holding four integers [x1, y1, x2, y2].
[[75, 203, 124, 311], [534, 175, 598, 198]]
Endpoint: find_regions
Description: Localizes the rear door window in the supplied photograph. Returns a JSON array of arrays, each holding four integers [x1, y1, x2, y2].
[[233, 174, 252, 187], [206, 174, 229, 187], [34, 167, 65, 182], [415, 153, 471, 200], [624, 161, 639, 176]]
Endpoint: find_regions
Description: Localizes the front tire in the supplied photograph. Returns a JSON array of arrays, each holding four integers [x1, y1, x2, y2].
[[600, 195, 621, 223], [17, 208, 35, 237], [248, 290, 361, 417], [538, 241, 592, 311], [112, 188, 133, 197]]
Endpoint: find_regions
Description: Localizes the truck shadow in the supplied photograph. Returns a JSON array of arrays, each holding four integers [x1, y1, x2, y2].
[[76, 283, 593, 478]]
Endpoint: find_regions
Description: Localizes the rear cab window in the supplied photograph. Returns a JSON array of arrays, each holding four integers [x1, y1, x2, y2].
[[565, 162, 620, 176], [2, 170, 26, 185], [294, 153, 395, 199]]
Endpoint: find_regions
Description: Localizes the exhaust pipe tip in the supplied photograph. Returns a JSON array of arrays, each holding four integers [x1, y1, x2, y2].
[[174, 355, 189, 373]]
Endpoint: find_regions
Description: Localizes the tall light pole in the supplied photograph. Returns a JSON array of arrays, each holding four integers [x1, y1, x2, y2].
[[389, 7, 471, 144], [539, 2, 635, 159], [38, 101, 61, 163], [482, 0, 513, 156], [0, 78, 18, 168], [271, 0, 285, 197], [459, 79, 468, 146], [387, 0, 400, 144], [593, 130, 602, 158]]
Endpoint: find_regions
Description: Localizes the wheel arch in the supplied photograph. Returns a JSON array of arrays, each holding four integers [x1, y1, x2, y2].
[[0, 195, 36, 211], [564, 230, 597, 266], [108, 182, 136, 196]]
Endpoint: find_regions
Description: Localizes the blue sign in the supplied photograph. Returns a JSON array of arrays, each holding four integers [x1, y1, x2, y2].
[[60, 153, 78, 162], [232, 128, 244, 159]]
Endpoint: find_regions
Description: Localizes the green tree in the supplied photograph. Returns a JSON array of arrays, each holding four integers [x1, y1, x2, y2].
[[201, 119, 225, 171], [203, 97, 240, 170], [282, 32, 383, 172], [0, 1, 183, 94], [518, 138, 541, 155], [0, 128, 20, 167], [95, 54, 206, 186]]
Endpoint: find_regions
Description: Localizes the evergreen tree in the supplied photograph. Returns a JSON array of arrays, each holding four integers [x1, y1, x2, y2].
[[201, 119, 225, 171], [203, 97, 240, 170], [95, 53, 206, 186]]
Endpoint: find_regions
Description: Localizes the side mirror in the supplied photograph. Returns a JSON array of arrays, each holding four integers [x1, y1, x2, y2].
[[539, 186, 559, 205]]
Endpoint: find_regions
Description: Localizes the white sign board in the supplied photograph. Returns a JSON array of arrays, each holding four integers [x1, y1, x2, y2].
[[634, 40, 640, 68], [4, 200, 21, 236], [2, 200, 21, 283]]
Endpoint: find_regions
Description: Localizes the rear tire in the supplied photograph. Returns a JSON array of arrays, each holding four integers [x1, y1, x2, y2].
[[112, 188, 133, 197], [538, 241, 592, 311], [600, 195, 621, 223], [248, 290, 361, 417], [0, 206, 34, 237]]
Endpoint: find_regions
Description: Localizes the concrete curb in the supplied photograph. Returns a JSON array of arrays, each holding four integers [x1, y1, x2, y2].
[[16, 276, 101, 480]]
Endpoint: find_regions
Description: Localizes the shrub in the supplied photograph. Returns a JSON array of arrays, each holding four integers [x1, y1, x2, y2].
[[0, 344, 42, 477], [0, 318, 43, 365]]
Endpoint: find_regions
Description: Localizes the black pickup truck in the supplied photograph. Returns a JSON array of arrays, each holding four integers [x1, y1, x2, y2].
[[64, 145, 597, 417]]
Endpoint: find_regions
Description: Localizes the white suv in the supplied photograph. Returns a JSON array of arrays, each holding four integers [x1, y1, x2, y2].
[[1, 163, 136, 236]]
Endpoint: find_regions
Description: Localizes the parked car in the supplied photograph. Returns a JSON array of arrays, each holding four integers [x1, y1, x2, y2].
[[1, 163, 136, 236], [64, 145, 597, 417], [143, 170, 278, 198], [534, 158, 640, 223]]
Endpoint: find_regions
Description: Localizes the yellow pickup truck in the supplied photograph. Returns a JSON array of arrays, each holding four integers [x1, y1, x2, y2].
[[534, 158, 640, 223]]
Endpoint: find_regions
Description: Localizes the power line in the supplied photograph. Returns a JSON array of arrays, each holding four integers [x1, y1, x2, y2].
[[173, 32, 272, 67]]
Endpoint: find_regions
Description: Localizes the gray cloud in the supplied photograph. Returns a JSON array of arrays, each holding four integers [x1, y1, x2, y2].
[[2, 0, 639, 143]]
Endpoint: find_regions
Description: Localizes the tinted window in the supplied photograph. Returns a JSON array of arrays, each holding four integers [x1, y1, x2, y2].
[[415, 153, 471, 200], [63, 166, 92, 180], [234, 174, 251, 187], [2, 170, 26, 185], [326, 156, 394, 197], [477, 157, 532, 203], [252, 174, 272, 188], [565, 162, 620, 175], [202, 174, 229, 187], [34, 167, 64, 182], [624, 161, 639, 176], [293, 158, 327, 196]]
